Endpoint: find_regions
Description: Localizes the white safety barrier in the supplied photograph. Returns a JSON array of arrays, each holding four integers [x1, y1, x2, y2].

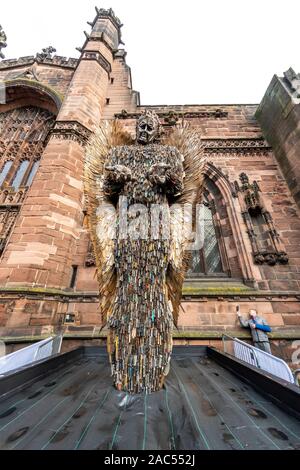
[[0, 335, 62, 376], [223, 334, 296, 384]]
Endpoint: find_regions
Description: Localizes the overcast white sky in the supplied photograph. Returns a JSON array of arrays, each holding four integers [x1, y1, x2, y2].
[[2, 0, 300, 105]]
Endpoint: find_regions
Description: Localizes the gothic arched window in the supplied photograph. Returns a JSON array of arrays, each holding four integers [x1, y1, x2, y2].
[[25, 160, 40, 187], [0, 106, 55, 258], [11, 160, 30, 190], [0, 161, 13, 188], [188, 200, 224, 276]]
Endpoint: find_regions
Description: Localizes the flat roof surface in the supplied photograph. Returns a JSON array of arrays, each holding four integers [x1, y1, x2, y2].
[[0, 351, 299, 450]]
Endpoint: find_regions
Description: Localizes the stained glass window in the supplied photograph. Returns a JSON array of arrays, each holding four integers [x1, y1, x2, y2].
[[11, 160, 30, 190], [0, 161, 13, 187], [188, 202, 223, 275], [25, 160, 40, 187], [0, 106, 55, 258]]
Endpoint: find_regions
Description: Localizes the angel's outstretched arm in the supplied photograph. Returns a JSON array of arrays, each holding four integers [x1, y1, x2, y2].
[[103, 148, 134, 197], [148, 147, 184, 196]]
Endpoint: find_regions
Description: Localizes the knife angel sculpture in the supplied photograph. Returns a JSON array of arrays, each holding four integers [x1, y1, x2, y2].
[[84, 111, 205, 393]]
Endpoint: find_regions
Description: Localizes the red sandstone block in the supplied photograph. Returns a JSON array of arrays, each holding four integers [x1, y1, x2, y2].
[[61, 185, 81, 199], [282, 315, 300, 326], [79, 313, 101, 325], [41, 301, 57, 315], [55, 158, 77, 171], [20, 217, 47, 228], [263, 314, 284, 326], [216, 303, 241, 314], [212, 313, 237, 326], [76, 276, 98, 292], [9, 268, 37, 284], [0, 268, 13, 284], [20, 234, 54, 245], [42, 260, 62, 271], [43, 181, 65, 191], [183, 302, 216, 314], [30, 318, 53, 326], [36, 270, 49, 286], [6, 313, 31, 328], [30, 181, 45, 190], [34, 227, 63, 238], [46, 272, 66, 288], [74, 302, 98, 315], [26, 197, 57, 206], [178, 312, 212, 327], [269, 280, 299, 290]]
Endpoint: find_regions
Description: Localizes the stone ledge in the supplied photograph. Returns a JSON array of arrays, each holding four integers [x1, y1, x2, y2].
[[0, 285, 299, 301], [0, 56, 78, 70], [1, 329, 300, 344]]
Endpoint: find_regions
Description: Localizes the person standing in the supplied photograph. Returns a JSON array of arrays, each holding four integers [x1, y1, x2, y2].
[[237, 307, 272, 354]]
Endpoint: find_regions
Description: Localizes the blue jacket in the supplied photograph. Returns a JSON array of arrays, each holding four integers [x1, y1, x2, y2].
[[239, 316, 271, 342]]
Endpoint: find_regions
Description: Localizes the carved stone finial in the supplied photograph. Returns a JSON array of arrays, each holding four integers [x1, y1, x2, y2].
[[36, 46, 57, 61], [0, 25, 7, 60], [95, 7, 122, 27], [164, 111, 178, 126], [283, 67, 300, 98], [239, 172, 249, 186]]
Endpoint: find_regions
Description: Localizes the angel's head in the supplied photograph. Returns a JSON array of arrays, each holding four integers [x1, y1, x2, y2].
[[136, 110, 161, 145]]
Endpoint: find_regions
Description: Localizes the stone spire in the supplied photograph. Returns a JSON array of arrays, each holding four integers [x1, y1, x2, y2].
[[77, 7, 124, 53]]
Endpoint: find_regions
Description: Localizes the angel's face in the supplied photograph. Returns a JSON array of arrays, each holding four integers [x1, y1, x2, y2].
[[136, 117, 158, 145]]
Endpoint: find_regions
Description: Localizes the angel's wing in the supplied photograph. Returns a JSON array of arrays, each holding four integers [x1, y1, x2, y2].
[[84, 120, 133, 325], [162, 123, 206, 326]]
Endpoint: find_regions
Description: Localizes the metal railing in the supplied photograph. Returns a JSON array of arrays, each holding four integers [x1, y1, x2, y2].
[[0, 335, 63, 376], [222, 334, 296, 385]]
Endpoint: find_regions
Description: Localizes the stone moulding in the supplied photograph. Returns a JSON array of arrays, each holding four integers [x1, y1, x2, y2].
[[115, 109, 229, 120], [203, 138, 270, 149], [80, 50, 111, 74], [0, 55, 78, 70], [2, 329, 300, 344], [203, 138, 272, 157], [3, 78, 63, 112], [82, 33, 119, 54], [206, 149, 272, 158], [48, 120, 92, 145], [236, 173, 289, 266], [0, 287, 299, 302]]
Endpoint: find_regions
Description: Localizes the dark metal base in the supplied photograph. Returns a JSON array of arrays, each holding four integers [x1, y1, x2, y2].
[[0, 346, 299, 450], [208, 347, 300, 419]]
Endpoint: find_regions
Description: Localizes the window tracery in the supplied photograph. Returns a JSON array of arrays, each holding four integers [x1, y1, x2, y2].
[[235, 173, 288, 265]]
